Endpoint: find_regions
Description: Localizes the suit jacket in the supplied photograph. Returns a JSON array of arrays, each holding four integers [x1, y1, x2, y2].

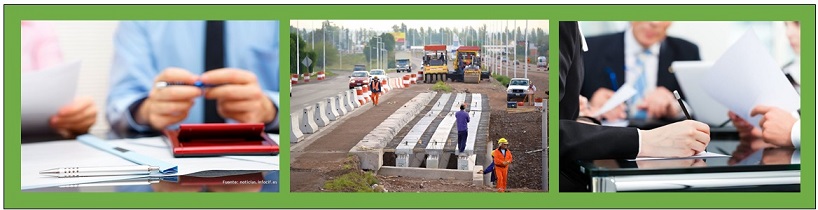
[[579, 32, 700, 100], [559, 22, 641, 192]]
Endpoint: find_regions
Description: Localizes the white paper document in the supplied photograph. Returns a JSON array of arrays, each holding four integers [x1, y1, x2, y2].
[[592, 84, 637, 117], [701, 30, 800, 128], [21, 60, 82, 135], [630, 151, 730, 161], [21, 135, 279, 190]]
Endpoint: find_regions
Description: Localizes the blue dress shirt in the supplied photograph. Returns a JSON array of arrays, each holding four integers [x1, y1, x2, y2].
[[106, 21, 280, 134]]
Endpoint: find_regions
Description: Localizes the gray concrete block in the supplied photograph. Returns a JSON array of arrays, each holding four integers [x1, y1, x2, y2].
[[325, 97, 340, 121], [335, 93, 348, 116], [314, 101, 331, 127], [290, 114, 303, 143], [300, 105, 319, 134]]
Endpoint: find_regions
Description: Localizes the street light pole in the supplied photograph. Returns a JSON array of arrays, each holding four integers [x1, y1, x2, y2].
[[296, 20, 300, 78], [323, 21, 326, 75], [525, 20, 529, 79], [514, 20, 517, 78]]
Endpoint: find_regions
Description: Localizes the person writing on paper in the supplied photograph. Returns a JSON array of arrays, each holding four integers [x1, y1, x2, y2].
[[580, 21, 700, 123], [559, 22, 711, 192], [107, 21, 280, 135], [727, 21, 802, 148], [22, 21, 97, 140]]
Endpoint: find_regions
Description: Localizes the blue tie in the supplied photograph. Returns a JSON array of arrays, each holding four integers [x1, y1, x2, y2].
[[629, 49, 651, 119]]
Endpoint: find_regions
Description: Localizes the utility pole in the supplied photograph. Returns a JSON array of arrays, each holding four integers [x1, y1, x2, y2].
[[525, 20, 529, 79], [514, 20, 517, 78], [296, 20, 300, 78], [322, 21, 326, 74]]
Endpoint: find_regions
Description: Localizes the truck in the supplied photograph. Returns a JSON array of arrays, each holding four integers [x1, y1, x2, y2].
[[353, 64, 367, 72], [449, 46, 482, 83], [506, 78, 531, 102], [395, 58, 411, 73], [421, 45, 449, 83]]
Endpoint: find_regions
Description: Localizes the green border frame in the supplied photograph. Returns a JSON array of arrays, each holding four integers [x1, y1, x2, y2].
[[5, 4, 815, 209]]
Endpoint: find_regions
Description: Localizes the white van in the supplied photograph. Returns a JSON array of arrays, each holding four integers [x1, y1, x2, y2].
[[537, 56, 547, 68]]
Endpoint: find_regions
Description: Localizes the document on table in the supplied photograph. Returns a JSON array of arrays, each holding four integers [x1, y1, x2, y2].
[[701, 30, 800, 128], [21, 60, 82, 135], [592, 83, 636, 118], [629, 151, 730, 161], [21, 135, 279, 190]]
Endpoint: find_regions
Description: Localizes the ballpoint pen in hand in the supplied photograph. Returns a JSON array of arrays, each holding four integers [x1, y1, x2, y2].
[[155, 81, 223, 89], [40, 165, 160, 178], [673, 90, 692, 120]]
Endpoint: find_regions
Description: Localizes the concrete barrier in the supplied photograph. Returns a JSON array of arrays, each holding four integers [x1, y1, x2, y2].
[[334, 93, 348, 116], [314, 101, 331, 127], [300, 106, 319, 134], [426, 93, 466, 168], [325, 97, 340, 121], [347, 90, 360, 109], [290, 114, 303, 143], [350, 92, 436, 170], [395, 93, 451, 167]]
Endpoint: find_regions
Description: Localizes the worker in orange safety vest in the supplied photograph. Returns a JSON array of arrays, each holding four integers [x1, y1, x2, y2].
[[492, 138, 513, 192]]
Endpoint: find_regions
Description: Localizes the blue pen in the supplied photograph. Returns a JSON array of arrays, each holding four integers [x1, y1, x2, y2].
[[155, 81, 223, 88], [605, 67, 619, 90]]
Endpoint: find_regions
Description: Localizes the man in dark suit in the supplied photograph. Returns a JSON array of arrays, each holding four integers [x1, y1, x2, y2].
[[559, 21, 711, 192], [580, 22, 700, 122]]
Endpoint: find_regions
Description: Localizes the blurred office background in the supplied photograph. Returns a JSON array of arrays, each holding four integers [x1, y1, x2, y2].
[[579, 21, 797, 66], [37, 21, 119, 137]]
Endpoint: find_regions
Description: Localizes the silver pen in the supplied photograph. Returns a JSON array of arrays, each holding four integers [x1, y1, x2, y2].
[[40, 165, 160, 178]]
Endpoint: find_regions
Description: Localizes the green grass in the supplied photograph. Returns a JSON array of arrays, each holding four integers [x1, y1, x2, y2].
[[432, 81, 453, 92], [322, 156, 380, 192], [323, 171, 379, 192], [493, 74, 511, 87]]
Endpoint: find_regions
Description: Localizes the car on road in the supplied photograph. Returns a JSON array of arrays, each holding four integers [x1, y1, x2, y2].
[[395, 59, 411, 73], [349, 71, 371, 89], [537, 56, 547, 68], [501, 56, 508, 63], [506, 78, 530, 101], [353, 64, 367, 72], [369, 69, 389, 82]]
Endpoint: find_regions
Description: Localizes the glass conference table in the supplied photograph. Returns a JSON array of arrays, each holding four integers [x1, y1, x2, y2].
[[578, 140, 800, 192], [23, 170, 279, 192], [21, 131, 280, 193]]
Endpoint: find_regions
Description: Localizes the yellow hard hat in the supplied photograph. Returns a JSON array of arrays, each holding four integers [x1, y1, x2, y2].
[[498, 138, 508, 144]]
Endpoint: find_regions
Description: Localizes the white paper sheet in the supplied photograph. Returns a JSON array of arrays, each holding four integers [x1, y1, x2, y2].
[[630, 151, 730, 161], [21, 135, 279, 190], [592, 84, 637, 117], [21, 60, 82, 135], [701, 30, 800, 128]]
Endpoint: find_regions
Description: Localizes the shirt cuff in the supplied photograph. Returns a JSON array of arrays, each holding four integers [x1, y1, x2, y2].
[[636, 128, 643, 157], [790, 119, 800, 148], [791, 149, 800, 164], [126, 97, 154, 133], [263, 90, 280, 133]]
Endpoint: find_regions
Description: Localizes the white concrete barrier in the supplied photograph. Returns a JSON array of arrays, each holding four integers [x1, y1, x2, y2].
[[348, 89, 361, 108], [331, 93, 349, 117], [395, 93, 451, 167], [314, 101, 331, 127], [350, 92, 436, 170], [325, 97, 340, 121], [300, 106, 319, 134], [426, 93, 466, 168], [290, 114, 304, 143]]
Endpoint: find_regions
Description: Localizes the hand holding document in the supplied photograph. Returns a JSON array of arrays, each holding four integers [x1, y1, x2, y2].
[[701, 30, 800, 129], [21, 60, 81, 135], [592, 84, 636, 117]]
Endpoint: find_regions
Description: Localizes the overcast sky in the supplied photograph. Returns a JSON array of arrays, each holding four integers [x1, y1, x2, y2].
[[291, 20, 549, 33]]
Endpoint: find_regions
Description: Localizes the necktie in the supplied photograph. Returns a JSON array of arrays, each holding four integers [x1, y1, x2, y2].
[[204, 21, 225, 123], [629, 49, 651, 119]]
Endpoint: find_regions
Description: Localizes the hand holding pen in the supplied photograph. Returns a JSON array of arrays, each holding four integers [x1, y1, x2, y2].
[[136, 68, 203, 130]]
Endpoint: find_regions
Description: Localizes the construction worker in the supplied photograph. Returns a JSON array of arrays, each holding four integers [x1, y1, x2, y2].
[[492, 138, 513, 192], [370, 77, 383, 106]]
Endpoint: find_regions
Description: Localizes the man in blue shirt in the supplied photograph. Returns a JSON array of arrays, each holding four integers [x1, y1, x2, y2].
[[455, 104, 470, 153], [106, 21, 280, 135]]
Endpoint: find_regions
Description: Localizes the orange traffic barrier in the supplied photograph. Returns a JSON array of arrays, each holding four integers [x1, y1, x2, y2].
[[291, 74, 298, 85]]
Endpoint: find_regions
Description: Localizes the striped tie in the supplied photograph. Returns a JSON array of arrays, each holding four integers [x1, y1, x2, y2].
[[629, 49, 651, 119]]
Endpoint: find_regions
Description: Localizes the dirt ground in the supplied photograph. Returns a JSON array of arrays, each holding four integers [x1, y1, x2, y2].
[[291, 69, 548, 192]]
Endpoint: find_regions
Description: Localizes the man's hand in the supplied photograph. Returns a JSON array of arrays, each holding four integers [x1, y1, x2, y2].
[[636, 87, 680, 119], [639, 120, 711, 157], [589, 88, 626, 121], [137, 68, 201, 130], [50, 96, 97, 138], [751, 106, 797, 147], [728, 111, 763, 141], [201, 68, 277, 124]]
